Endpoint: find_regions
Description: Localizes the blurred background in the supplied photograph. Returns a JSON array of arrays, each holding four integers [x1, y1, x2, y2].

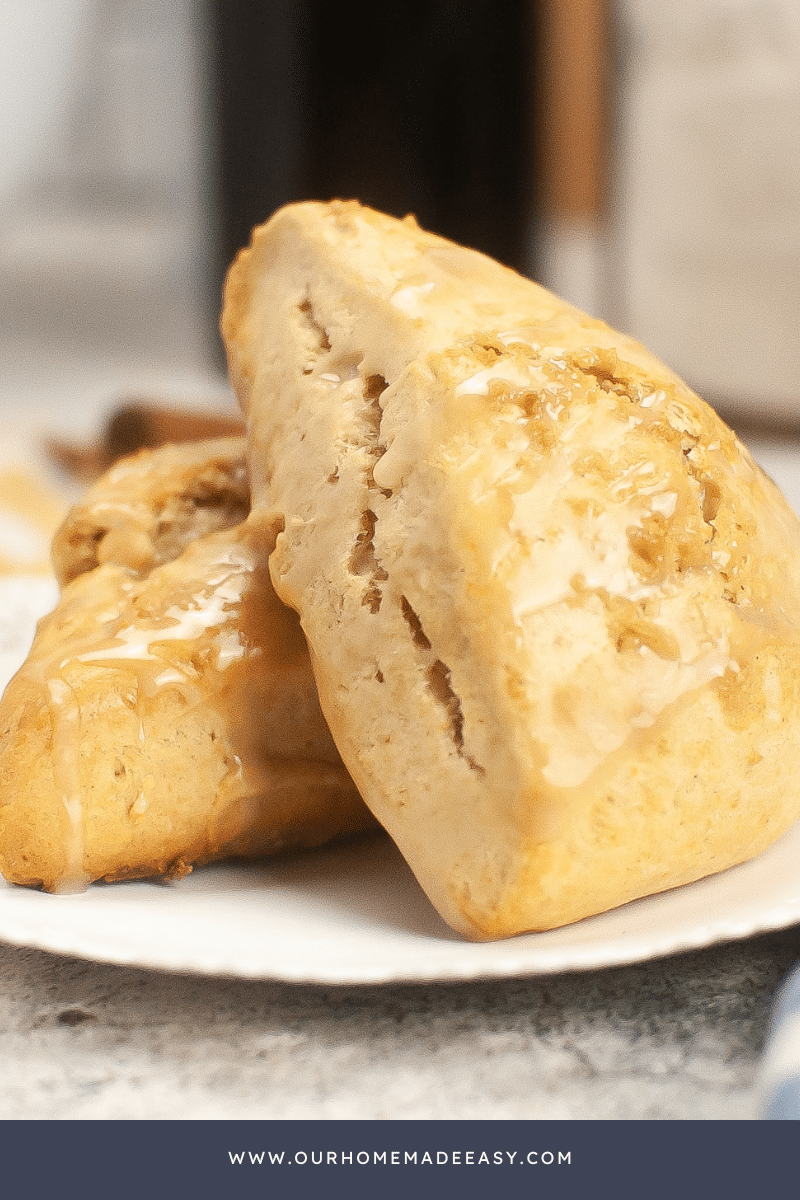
[[0, 0, 799, 435]]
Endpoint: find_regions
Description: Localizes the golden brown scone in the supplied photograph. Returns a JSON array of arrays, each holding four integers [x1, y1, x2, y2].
[[222, 199, 800, 939], [0, 439, 372, 893], [52, 437, 250, 586]]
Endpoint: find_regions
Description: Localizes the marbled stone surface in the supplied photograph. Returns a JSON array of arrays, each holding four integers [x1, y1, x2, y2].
[[2, 926, 799, 1120]]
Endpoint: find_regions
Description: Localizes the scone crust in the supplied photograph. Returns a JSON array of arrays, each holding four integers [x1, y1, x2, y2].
[[0, 438, 371, 893], [223, 200, 800, 938], [52, 437, 249, 586]]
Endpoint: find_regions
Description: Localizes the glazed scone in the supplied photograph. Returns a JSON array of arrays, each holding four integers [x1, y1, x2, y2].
[[0, 439, 372, 893], [222, 199, 800, 939], [52, 436, 250, 586]]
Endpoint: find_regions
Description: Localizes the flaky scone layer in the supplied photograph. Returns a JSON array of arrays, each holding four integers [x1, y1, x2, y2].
[[223, 200, 800, 939], [0, 439, 371, 892]]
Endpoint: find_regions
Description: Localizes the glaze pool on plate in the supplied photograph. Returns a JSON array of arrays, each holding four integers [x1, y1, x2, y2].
[[2, 822, 800, 983]]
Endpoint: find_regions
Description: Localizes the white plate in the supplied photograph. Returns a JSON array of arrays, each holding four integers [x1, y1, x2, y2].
[[1, 823, 800, 983]]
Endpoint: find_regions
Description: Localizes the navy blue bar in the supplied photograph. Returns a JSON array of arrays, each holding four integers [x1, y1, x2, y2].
[[0, 1119, 795, 1199]]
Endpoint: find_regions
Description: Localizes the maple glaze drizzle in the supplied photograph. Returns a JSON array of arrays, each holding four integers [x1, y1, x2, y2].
[[21, 539, 254, 892], [46, 677, 89, 893]]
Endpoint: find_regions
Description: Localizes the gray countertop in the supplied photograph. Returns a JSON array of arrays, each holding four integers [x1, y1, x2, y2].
[[2, 926, 798, 1120]]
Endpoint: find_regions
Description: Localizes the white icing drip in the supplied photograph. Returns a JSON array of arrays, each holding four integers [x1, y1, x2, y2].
[[47, 676, 88, 893], [390, 281, 435, 315], [496, 329, 538, 348], [215, 630, 246, 668], [455, 362, 543, 396], [75, 571, 247, 665], [153, 667, 186, 687]]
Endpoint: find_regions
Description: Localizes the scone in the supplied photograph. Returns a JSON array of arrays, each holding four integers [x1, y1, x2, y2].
[[222, 199, 800, 939], [52, 435, 251, 586], [0, 438, 373, 893]]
